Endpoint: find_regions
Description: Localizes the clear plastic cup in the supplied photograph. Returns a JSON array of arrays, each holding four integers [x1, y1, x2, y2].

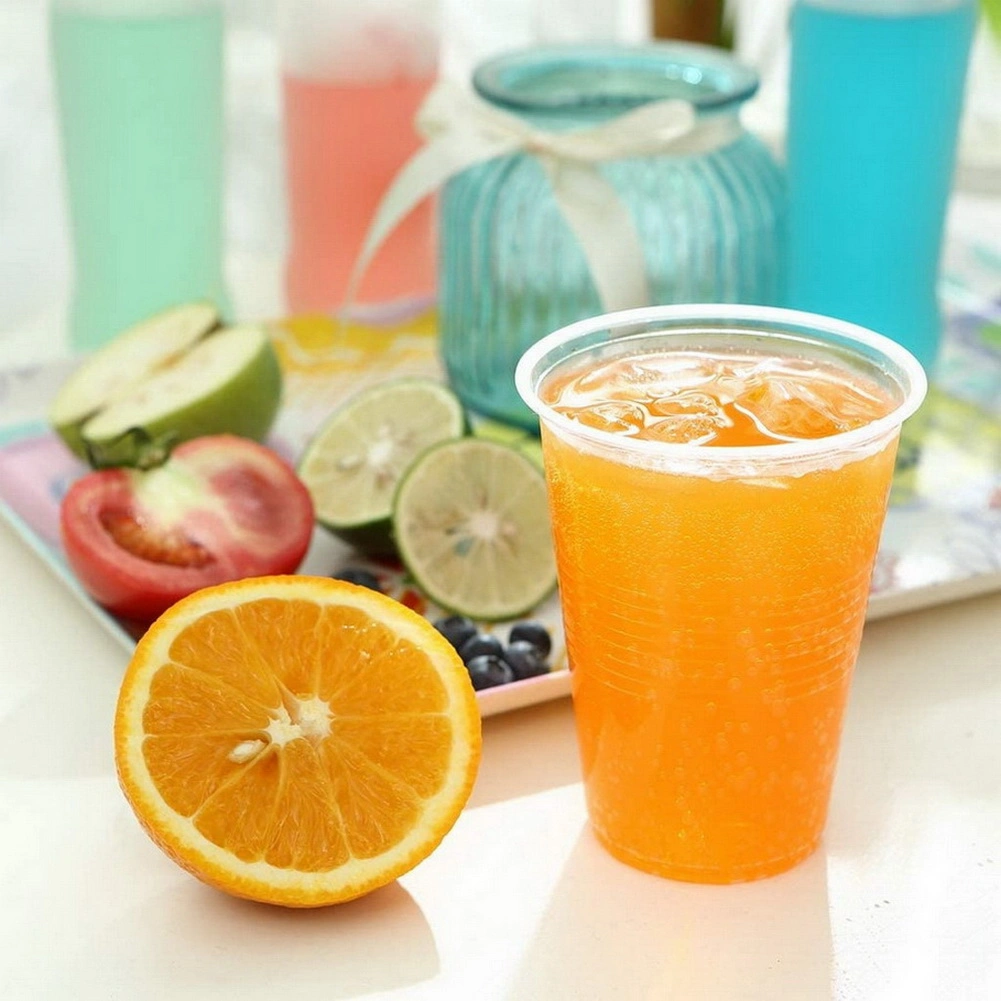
[[516, 304, 926, 883]]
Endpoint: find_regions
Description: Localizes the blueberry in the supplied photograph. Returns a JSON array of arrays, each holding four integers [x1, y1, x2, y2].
[[459, 632, 504, 664], [433, 615, 478, 652], [466, 654, 515, 690], [509, 621, 552, 659], [333, 567, 382, 591], [503, 640, 549, 681]]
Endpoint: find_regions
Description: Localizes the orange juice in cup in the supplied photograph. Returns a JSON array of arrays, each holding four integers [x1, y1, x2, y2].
[[516, 305, 926, 883]]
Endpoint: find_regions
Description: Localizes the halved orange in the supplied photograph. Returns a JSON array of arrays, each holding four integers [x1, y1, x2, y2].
[[114, 575, 481, 907]]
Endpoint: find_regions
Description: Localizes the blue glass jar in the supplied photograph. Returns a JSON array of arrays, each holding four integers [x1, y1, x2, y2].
[[438, 44, 785, 428]]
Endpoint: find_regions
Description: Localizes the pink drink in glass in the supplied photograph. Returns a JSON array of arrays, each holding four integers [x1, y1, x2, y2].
[[283, 71, 436, 313]]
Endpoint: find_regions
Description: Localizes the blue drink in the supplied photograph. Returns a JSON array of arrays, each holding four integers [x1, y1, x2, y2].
[[786, 0, 976, 373], [51, 1, 229, 352]]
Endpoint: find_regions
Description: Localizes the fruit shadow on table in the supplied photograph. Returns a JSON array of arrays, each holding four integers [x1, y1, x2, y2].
[[112, 879, 439, 999]]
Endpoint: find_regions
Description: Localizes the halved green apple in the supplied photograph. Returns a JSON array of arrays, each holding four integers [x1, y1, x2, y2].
[[50, 303, 283, 465]]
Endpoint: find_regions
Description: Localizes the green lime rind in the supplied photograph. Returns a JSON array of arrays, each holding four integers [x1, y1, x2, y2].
[[319, 518, 398, 560], [298, 378, 467, 557], [392, 437, 557, 621]]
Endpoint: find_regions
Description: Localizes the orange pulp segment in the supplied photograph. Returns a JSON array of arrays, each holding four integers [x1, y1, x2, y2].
[[114, 575, 481, 907]]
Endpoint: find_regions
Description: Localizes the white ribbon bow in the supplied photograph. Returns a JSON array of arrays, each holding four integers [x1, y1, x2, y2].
[[350, 81, 743, 311]]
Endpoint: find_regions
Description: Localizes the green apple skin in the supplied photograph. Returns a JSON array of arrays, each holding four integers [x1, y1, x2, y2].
[[54, 332, 283, 466], [50, 301, 222, 455]]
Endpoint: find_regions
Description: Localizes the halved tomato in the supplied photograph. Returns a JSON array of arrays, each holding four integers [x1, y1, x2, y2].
[[60, 435, 315, 623]]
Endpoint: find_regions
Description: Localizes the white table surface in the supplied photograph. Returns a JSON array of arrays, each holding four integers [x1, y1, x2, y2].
[[2, 490, 1000, 1000]]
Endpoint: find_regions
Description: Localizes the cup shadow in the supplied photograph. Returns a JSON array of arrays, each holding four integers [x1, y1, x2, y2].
[[508, 826, 834, 1001]]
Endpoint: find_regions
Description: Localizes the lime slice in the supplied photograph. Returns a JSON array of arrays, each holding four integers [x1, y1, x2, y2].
[[50, 304, 283, 463], [298, 379, 467, 556], [393, 438, 557, 621]]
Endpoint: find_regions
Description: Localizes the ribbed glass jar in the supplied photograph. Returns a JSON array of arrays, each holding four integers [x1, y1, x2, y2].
[[438, 44, 786, 428]]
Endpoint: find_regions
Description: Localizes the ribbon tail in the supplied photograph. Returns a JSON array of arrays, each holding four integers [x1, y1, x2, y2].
[[345, 130, 521, 311], [542, 158, 650, 312], [344, 142, 455, 311]]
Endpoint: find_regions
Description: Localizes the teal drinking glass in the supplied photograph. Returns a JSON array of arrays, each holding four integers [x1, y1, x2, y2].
[[438, 44, 785, 429]]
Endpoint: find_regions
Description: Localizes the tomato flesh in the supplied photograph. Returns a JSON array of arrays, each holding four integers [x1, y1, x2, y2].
[[99, 509, 216, 567], [60, 435, 315, 623]]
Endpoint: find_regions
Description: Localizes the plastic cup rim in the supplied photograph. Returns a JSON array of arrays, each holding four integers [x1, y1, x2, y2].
[[514, 303, 929, 463]]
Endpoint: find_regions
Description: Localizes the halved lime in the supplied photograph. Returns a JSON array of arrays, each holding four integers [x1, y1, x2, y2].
[[298, 379, 467, 556], [393, 438, 557, 621]]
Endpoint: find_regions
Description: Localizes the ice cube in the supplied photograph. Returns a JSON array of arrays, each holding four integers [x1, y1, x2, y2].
[[576, 355, 714, 403], [832, 381, 893, 423], [555, 401, 648, 435], [644, 415, 722, 445], [738, 376, 850, 441], [647, 389, 725, 421]]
